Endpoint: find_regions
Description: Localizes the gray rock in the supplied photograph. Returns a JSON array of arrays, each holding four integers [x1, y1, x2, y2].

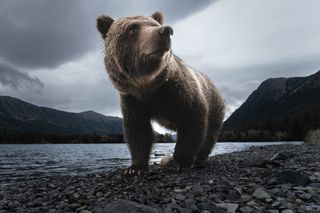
[[252, 188, 271, 200], [95, 192, 103, 197], [197, 201, 225, 213], [32, 198, 43, 207], [246, 201, 262, 211], [265, 198, 273, 203], [243, 157, 268, 167], [80, 210, 92, 213], [271, 171, 311, 186], [266, 210, 279, 213], [238, 206, 252, 213], [76, 205, 88, 212], [164, 203, 184, 213], [104, 200, 159, 213], [69, 203, 81, 210], [299, 193, 312, 200], [305, 205, 320, 212], [270, 151, 293, 161], [175, 194, 186, 201], [184, 198, 195, 207], [174, 188, 184, 193], [7, 200, 20, 210], [192, 183, 204, 194], [242, 184, 257, 194], [280, 184, 292, 190], [281, 209, 294, 213], [216, 203, 239, 213], [308, 183, 320, 189]]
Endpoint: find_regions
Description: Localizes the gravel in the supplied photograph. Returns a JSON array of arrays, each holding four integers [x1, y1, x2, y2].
[[1, 144, 320, 213]]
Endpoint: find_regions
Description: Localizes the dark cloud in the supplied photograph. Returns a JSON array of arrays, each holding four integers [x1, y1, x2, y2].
[[99, 0, 216, 23], [0, 0, 215, 69], [0, 59, 43, 91], [1, 0, 319, 132], [0, 1, 93, 69]]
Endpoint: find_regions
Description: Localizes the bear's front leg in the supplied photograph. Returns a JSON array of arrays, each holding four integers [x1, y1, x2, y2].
[[121, 95, 154, 178]]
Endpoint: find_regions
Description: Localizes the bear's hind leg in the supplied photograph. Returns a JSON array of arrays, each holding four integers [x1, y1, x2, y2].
[[173, 115, 207, 169], [194, 117, 223, 167]]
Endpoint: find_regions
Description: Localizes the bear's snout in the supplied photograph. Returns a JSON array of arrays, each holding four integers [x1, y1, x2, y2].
[[159, 26, 173, 37]]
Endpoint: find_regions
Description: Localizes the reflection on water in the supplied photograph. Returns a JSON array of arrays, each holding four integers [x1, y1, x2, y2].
[[0, 142, 302, 182]]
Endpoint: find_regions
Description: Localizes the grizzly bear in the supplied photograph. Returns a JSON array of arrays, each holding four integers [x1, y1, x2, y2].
[[97, 12, 225, 177]]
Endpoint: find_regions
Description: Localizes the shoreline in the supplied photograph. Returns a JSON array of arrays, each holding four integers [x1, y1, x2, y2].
[[0, 141, 304, 145], [1, 144, 319, 213]]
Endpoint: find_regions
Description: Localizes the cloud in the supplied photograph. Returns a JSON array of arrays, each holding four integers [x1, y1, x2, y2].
[[0, 1, 94, 69], [101, 0, 216, 22], [1, 0, 320, 134], [2, 51, 119, 115], [171, 0, 320, 118], [0, 0, 216, 69], [0, 58, 43, 91]]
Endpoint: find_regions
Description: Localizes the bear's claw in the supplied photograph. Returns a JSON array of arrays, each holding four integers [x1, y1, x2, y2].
[[121, 166, 145, 178]]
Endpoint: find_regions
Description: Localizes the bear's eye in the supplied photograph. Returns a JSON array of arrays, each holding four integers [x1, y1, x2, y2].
[[128, 24, 139, 35]]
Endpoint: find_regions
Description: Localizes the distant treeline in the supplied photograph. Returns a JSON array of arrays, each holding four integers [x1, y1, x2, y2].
[[220, 106, 320, 142], [218, 130, 296, 142], [0, 129, 175, 144]]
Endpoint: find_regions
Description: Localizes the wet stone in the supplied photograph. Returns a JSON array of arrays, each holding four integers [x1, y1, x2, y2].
[[271, 171, 311, 186], [175, 194, 186, 201], [281, 209, 294, 213], [197, 202, 225, 213], [252, 188, 271, 200], [216, 203, 239, 213], [266, 210, 279, 213], [238, 206, 252, 213], [192, 184, 204, 194], [69, 203, 81, 210]]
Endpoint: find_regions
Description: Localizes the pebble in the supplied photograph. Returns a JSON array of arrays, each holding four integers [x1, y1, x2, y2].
[[271, 170, 311, 186], [69, 203, 81, 210], [173, 188, 182, 193], [267, 210, 279, 213], [281, 209, 294, 213], [80, 210, 92, 213], [216, 203, 239, 213], [305, 205, 320, 212], [192, 183, 204, 194], [238, 206, 252, 213], [0, 144, 319, 213], [175, 194, 186, 201], [252, 188, 271, 200]]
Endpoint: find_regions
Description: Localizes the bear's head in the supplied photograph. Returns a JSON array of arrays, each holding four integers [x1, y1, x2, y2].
[[97, 12, 173, 81]]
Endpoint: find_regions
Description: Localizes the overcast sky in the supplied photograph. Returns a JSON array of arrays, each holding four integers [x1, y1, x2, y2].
[[1, 0, 320, 133]]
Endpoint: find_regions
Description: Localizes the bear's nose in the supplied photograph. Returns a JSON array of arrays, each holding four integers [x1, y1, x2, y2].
[[159, 26, 173, 36]]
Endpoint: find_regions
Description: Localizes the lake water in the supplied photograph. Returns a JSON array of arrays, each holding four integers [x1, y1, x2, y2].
[[0, 142, 302, 183]]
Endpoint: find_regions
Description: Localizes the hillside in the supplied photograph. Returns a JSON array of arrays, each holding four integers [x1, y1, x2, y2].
[[221, 71, 320, 141], [0, 96, 123, 135]]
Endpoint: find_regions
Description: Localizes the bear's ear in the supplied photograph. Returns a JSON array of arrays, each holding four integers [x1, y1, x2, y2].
[[151, 12, 163, 25], [96, 15, 114, 39]]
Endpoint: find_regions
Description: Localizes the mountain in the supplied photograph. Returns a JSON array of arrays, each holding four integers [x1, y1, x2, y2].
[[0, 96, 123, 135], [222, 71, 320, 141]]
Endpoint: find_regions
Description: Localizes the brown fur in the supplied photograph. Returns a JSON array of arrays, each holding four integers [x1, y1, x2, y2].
[[97, 12, 225, 177]]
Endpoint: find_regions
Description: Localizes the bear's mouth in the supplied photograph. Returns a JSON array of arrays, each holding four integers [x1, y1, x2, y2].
[[150, 47, 170, 57]]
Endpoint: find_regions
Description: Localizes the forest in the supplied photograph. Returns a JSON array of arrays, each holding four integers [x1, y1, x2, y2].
[[0, 129, 174, 144]]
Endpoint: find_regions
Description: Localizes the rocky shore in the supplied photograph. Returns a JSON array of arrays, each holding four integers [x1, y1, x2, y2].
[[1, 144, 320, 213]]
